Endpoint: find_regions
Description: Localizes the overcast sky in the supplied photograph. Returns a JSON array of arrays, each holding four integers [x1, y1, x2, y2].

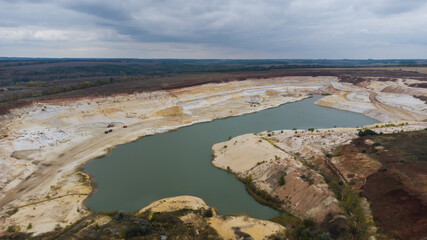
[[1, 0, 426, 59]]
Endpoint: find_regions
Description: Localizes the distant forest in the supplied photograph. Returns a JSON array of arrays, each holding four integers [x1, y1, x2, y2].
[[1, 58, 427, 114]]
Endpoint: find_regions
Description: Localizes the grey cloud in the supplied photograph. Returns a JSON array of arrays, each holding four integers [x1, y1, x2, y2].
[[65, 1, 132, 21], [0, 0, 426, 58]]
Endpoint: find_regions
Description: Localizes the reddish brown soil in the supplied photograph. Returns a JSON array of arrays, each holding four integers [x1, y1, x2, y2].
[[362, 171, 427, 239], [352, 130, 427, 240]]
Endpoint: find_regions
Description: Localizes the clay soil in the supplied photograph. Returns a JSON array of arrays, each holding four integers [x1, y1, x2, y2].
[[353, 130, 427, 240]]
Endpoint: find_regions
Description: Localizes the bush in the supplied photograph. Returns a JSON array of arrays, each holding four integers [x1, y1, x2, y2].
[[204, 208, 213, 218], [318, 232, 334, 240], [247, 174, 253, 182], [300, 173, 314, 185], [115, 212, 124, 221], [278, 175, 286, 186], [119, 225, 151, 238], [7, 226, 15, 232], [303, 219, 314, 228], [373, 141, 382, 146], [27, 223, 32, 229], [55, 223, 62, 230], [358, 129, 378, 137], [7, 207, 18, 216]]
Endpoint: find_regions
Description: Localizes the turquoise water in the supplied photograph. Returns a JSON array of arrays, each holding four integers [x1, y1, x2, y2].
[[85, 96, 377, 219]]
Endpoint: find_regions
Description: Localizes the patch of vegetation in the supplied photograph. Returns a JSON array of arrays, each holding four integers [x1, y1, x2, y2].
[[300, 173, 315, 185], [7, 207, 19, 216], [358, 129, 378, 137], [204, 208, 213, 218], [7, 226, 15, 232], [309, 164, 371, 240], [119, 225, 151, 238], [270, 215, 302, 228], [278, 173, 286, 186], [272, 216, 334, 240], [243, 176, 284, 210]]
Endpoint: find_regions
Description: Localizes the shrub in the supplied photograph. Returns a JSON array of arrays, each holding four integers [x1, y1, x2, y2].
[[27, 223, 32, 229], [7, 226, 15, 232], [247, 174, 253, 182], [358, 129, 377, 137], [7, 207, 18, 216], [120, 225, 151, 238], [373, 141, 382, 146], [204, 208, 213, 218], [55, 223, 62, 230], [115, 212, 124, 221], [278, 175, 286, 186], [318, 232, 334, 240], [303, 219, 314, 228], [300, 173, 314, 185]]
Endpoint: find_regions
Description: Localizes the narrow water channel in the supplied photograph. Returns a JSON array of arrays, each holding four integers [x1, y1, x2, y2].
[[85, 96, 377, 219]]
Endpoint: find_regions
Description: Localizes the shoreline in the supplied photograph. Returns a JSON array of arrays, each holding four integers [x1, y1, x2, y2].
[[80, 95, 311, 214], [0, 76, 425, 235]]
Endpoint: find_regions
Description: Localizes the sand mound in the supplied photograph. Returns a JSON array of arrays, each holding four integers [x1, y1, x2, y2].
[[154, 106, 184, 117]]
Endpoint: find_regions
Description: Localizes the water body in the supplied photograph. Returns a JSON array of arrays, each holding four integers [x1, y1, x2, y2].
[[85, 96, 377, 219]]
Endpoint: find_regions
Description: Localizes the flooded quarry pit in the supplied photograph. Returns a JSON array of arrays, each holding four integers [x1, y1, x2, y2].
[[84, 96, 377, 219]]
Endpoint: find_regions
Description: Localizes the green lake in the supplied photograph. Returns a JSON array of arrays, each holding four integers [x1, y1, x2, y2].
[[85, 96, 377, 219]]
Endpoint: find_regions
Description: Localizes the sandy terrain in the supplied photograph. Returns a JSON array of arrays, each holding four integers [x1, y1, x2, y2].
[[316, 78, 427, 122], [0, 76, 330, 235], [212, 122, 426, 235], [212, 132, 343, 223], [139, 195, 285, 240], [0, 75, 426, 236]]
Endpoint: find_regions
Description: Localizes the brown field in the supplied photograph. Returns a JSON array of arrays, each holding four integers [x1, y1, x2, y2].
[[350, 130, 427, 240], [2, 65, 427, 115]]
